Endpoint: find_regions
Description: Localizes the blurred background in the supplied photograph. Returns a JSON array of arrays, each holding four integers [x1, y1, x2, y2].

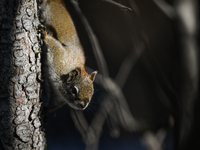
[[45, 0, 200, 149]]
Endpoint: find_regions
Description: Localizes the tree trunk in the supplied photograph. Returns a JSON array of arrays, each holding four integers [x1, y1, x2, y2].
[[0, 0, 46, 149]]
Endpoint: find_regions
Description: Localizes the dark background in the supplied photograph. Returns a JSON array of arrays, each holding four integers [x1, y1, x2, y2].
[[45, 0, 200, 149]]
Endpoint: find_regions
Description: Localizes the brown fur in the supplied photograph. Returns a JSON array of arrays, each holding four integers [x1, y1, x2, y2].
[[40, 0, 97, 111]]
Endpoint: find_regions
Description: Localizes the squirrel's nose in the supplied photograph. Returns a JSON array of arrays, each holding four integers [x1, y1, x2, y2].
[[79, 101, 87, 109], [76, 98, 89, 109]]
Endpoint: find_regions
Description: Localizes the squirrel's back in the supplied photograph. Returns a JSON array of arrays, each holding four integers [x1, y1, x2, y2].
[[41, 0, 85, 76], [44, 0, 78, 43]]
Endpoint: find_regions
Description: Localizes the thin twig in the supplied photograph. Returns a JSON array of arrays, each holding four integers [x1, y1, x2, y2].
[[152, 0, 176, 19], [71, 0, 109, 78], [116, 42, 144, 88], [142, 128, 166, 150], [103, 0, 132, 11], [70, 110, 89, 140], [126, 0, 140, 15]]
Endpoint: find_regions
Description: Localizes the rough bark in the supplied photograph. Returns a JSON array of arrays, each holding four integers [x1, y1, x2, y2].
[[0, 0, 46, 149]]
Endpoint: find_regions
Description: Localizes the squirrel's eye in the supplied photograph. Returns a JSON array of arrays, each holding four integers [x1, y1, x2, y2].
[[71, 86, 78, 95]]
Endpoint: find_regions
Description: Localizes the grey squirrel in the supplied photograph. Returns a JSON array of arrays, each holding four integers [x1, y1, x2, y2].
[[40, 0, 97, 111]]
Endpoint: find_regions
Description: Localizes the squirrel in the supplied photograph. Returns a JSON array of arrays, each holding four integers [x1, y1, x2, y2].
[[40, 0, 97, 111]]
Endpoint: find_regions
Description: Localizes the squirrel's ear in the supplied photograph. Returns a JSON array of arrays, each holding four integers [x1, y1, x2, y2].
[[75, 68, 81, 77], [90, 71, 97, 82], [61, 68, 81, 83]]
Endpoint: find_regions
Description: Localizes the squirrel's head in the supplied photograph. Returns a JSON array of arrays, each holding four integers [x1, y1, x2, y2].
[[60, 68, 97, 110]]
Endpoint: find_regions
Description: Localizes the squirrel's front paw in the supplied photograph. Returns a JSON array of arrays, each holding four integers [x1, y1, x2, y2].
[[38, 24, 47, 40]]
